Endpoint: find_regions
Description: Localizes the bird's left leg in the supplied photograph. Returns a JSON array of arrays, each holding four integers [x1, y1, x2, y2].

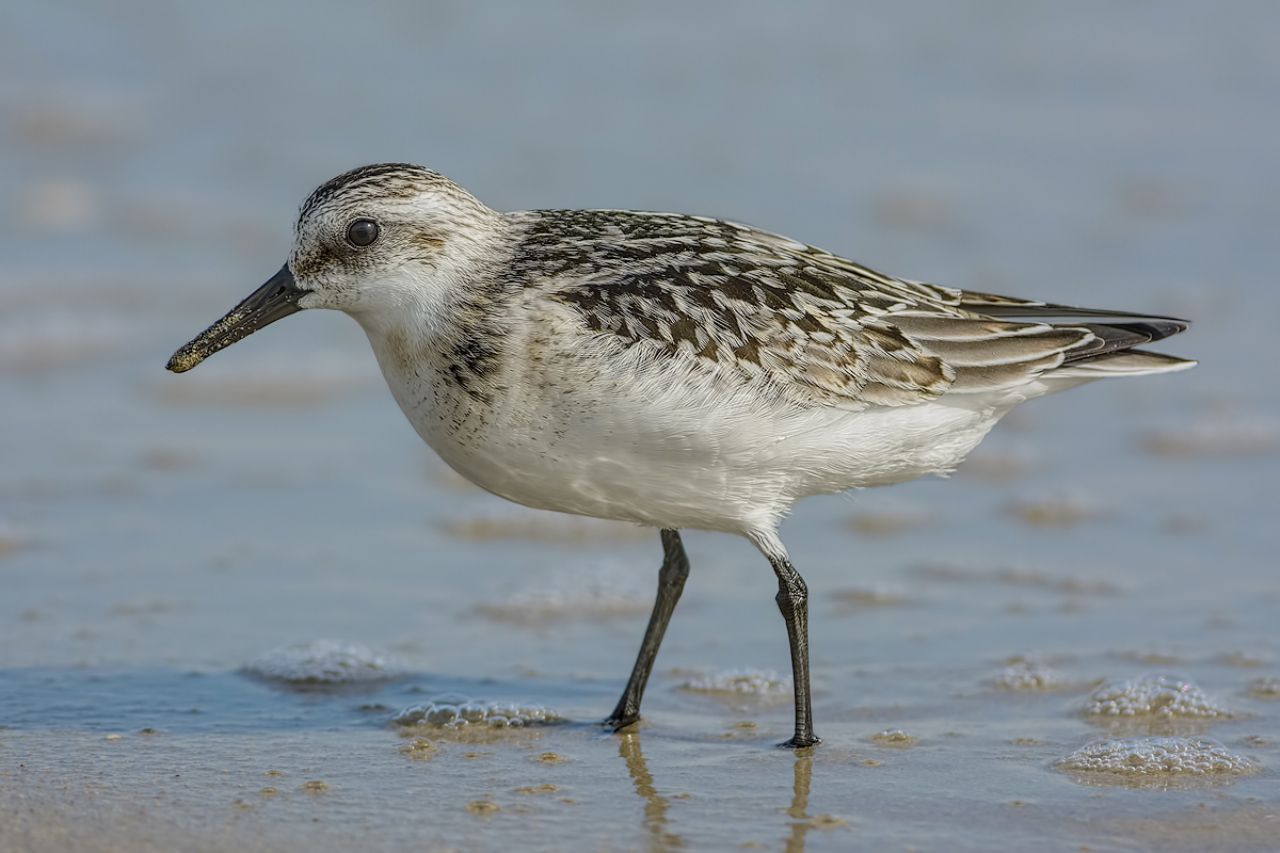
[[605, 529, 690, 732]]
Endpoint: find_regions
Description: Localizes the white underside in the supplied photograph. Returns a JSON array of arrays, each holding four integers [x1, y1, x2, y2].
[[357, 303, 1170, 539], [429, 395, 1005, 534]]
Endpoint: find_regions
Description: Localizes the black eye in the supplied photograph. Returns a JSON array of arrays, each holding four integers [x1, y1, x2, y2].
[[346, 218, 379, 247]]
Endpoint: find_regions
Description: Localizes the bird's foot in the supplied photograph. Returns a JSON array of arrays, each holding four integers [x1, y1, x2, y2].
[[777, 734, 821, 750], [603, 713, 641, 733], [603, 696, 641, 732]]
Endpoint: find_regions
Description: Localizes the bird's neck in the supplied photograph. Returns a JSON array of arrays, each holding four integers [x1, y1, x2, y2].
[[353, 265, 514, 405]]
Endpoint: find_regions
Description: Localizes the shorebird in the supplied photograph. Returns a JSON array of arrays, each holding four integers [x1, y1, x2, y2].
[[168, 163, 1193, 748]]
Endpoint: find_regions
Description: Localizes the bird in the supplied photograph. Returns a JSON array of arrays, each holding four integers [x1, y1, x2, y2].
[[167, 163, 1194, 748]]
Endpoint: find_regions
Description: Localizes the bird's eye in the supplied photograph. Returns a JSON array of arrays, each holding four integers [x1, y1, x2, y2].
[[346, 218, 380, 247]]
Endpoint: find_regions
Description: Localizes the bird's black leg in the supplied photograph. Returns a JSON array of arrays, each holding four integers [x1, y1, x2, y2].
[[605, 529, 689, 731], [764, 545, 819, 749]]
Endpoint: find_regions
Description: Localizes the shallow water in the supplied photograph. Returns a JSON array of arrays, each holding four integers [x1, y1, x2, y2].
[[3, 2, 1279, 850]]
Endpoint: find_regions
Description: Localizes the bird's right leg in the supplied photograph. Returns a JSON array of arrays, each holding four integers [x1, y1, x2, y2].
[[605, 529, 690, 732], [750, 529, 820, 749]]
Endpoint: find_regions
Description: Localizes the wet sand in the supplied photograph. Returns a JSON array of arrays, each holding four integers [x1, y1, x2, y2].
[[3, 2, 1279, 850]]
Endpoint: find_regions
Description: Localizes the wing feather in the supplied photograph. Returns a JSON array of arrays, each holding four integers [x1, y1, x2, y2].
[[522, 210, 1189, 410]]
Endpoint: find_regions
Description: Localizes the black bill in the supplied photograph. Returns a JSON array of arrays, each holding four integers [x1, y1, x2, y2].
[[166, 264, 306, 373]]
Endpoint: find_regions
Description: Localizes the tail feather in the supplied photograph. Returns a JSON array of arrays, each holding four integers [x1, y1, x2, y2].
[[1065, 318, 1190, 365], [959, 290, 1188, 326], [955, 290, 1193, 376], [1046, 349, 1196, 379]]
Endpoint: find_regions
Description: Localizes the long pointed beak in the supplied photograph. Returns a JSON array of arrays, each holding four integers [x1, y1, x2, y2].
[[166, 264, 306, 373]]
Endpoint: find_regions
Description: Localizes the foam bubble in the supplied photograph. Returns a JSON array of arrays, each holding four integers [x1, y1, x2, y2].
[[399, 737, 439, 760], [1057, 737, 1256, 779], [871, 729, 918, 747], [243, 640, 401, 686], [1084, 674, 1232, 719], [392, 696, 563, 729], [677, 668, 792, 698], [992, 656, 1064, 691], [1248, 677, 1280, 698]]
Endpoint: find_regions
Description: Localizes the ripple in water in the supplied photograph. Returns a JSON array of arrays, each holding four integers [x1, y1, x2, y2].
[[1139, 418, 1280, 457], [830, 584, 911, 608], [911, 561, 1119, 595], [0, 310, 134, 374], [440, 509, 648, 543], [471, 562, 652, 625], [243, 640, 402, 687]]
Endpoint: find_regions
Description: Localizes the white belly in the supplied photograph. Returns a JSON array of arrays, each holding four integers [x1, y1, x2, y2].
[[368, 327, 1002, 535]]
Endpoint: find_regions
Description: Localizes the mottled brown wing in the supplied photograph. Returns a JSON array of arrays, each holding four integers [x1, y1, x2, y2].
[[749, 244, 1188, 395], [530, 210, 1181, 408], [768, 245, 1115, 397], [551, 260, 959, 410]]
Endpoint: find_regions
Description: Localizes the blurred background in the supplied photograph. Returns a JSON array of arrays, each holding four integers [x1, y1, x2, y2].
[[2, 2, 1278, 851]]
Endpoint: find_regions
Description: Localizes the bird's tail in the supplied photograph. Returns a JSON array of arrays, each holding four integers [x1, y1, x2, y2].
[[957, 291, 1196, 380], [1043, 348, 1196, 380]]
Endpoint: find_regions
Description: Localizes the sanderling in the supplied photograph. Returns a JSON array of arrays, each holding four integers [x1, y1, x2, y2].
[[168, 163, 1193, 748]]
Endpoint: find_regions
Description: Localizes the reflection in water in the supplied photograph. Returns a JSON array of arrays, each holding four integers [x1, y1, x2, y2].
[[618, 733, 683, 850], [785, 752, 815, 853], [616, 734, 823, 852]]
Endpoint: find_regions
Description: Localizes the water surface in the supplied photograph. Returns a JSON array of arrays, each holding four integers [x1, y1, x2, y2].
[[2, 2, 1278, 850]]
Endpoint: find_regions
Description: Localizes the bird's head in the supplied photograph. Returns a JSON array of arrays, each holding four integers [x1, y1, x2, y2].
[[166, 163, 501, 373]]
